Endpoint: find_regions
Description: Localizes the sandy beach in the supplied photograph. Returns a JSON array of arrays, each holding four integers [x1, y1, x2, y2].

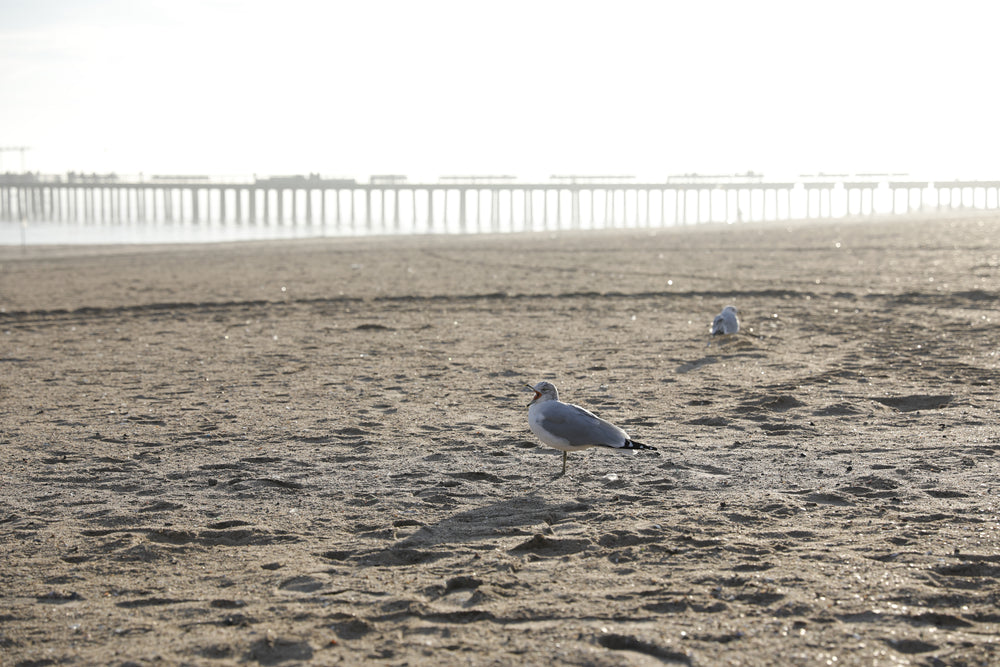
[[2, 213, 999, 666]]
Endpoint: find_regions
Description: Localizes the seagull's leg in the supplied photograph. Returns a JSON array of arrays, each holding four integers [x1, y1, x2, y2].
[[552, 452, 567, 480]]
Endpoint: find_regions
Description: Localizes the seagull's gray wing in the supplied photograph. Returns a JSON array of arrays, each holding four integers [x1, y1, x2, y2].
[[710, 314, 726, 335], [536, 402, 628, 447]]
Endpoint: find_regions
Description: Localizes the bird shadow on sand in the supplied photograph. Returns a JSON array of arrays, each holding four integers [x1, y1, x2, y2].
[[676, 337, 764, 373], [675, 355, 723, 373], [337, 493, 607, 568]]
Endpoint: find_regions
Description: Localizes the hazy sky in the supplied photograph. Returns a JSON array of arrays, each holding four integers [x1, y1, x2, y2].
[[1, 0, 997, 180]]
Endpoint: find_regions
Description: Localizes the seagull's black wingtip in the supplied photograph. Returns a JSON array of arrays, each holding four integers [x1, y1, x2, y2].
[[625, 440, 656, 451]]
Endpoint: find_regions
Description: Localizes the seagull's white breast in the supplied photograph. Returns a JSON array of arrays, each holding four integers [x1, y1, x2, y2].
[[528, 403, 571, 448], [528, 401, 610, 452]]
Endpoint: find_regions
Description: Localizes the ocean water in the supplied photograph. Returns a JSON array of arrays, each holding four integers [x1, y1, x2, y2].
[[0, 219, 349, 246]]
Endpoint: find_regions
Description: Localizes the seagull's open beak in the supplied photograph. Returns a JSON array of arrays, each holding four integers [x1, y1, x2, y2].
[[525, 384, 541, 406]]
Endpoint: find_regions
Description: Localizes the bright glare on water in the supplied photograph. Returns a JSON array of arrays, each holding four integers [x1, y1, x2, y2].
[[0, 220, 350, 246]]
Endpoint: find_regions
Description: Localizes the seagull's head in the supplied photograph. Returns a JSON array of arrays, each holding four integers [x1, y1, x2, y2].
[[526, 381, 558, 406]]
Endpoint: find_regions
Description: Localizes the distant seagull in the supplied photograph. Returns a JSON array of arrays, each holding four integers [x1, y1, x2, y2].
[[526, 381, 656, 476], [709, 305, 740, 343]]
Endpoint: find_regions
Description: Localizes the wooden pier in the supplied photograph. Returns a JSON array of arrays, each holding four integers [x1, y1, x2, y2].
[[2, 174, 999, 233]]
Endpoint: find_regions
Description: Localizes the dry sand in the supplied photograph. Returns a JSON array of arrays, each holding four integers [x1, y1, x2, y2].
[[1, 214, 999, 666]]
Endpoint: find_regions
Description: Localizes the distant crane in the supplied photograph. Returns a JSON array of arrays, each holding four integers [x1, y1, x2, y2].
[[0, 146, 31, 172]]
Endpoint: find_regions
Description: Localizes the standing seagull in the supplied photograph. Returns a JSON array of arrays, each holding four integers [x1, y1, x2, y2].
[[526, 381, 656, 476], [710, 305, 740, 339]]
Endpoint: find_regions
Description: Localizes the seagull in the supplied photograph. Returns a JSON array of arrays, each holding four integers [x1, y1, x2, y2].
[[526, 381, 656, 476], [709, 305, 740, 343]]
